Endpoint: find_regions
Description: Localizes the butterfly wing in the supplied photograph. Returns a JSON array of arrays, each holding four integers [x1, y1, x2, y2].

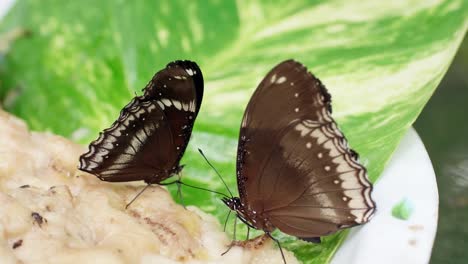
[[236, 60, 375, 237], [79, 60, 204, 183], [79, 97, 177, 182], [143, 60, 204, 168]]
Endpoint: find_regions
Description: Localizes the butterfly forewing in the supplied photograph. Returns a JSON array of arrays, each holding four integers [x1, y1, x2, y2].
[[79, 60, 203, 184], [143, 60, 204, 166], [236, 60, 375, 237]]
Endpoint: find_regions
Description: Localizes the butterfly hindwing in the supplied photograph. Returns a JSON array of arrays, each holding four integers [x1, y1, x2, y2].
[[236, 60, 375, 237], [79, 97, 177, 182]]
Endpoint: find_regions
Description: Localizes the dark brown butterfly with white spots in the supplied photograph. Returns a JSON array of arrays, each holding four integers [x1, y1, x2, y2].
[[222, 60, 375, 260], [79, 60, 203, 185]]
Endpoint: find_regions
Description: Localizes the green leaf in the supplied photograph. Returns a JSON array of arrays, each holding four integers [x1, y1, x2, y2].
[[392, 198, 414, 220], [0, 1, 466, 263]]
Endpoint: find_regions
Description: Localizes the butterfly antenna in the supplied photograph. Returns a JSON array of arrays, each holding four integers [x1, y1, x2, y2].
[[177, 181, 230, 199], [198, 148, 234, 197], [125, 184, 151, 209]]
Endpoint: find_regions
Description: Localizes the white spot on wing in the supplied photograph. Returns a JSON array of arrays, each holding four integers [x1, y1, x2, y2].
[[276, 76, 286, 84], [270, 74, 277, 83], [331, 155, 347, 166], [294, 122, 311, 137], [146, 104, 157, 112], [172, 100, 182, 110], [136, 130, 147, 141], [188, 101, 196, 112], [310, 129, 328, 145], [338, 171, 360, 189], [161, 99, 172, 107], [110, 128, 123, 137], [185, 68, 194, 76], [323, 140, 342, 156], [336, 161, 354, 173]]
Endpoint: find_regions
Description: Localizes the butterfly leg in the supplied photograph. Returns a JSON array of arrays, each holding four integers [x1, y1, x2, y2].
[[175, 173, 186, 208], [246, 226, 250, 240], [266, 232, 286, 264], [223, 210, 232, 232], [221, 216, 237, 256], [125, 184, 151, 209]]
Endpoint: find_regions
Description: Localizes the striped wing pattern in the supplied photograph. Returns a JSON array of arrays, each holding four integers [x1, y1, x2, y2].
[[79, 60, 203, 184]]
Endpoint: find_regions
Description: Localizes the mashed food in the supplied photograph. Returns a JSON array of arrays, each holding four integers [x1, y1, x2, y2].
[[0, 110, 298, 264]]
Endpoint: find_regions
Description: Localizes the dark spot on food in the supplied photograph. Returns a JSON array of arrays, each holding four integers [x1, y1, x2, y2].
[[117, 249, 123, 254], [141, 217, 175, 246], [129, 210, 141, 219], [19, 185, 30, 188], [144, 217, 176, 237], [12, 239, 23, 249], [45, 205, 52, 212], [31, 212, 46, 227], [49, 186, 57, 194], [409, 239, 417, 246]]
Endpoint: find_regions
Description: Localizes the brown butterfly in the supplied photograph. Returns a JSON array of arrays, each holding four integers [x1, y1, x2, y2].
[[221, 60, 376, 262], [79, 60, 203, 186]]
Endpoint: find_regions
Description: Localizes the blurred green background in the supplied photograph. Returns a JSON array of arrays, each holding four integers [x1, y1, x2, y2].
[[0, 1, 467, 263], [415, 34, 468, 264]]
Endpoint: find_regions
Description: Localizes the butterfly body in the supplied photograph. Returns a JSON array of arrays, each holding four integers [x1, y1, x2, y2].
[[79, 60, 203, 185], [223, 197, 275, 232], [226, 60, 375, 243]]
